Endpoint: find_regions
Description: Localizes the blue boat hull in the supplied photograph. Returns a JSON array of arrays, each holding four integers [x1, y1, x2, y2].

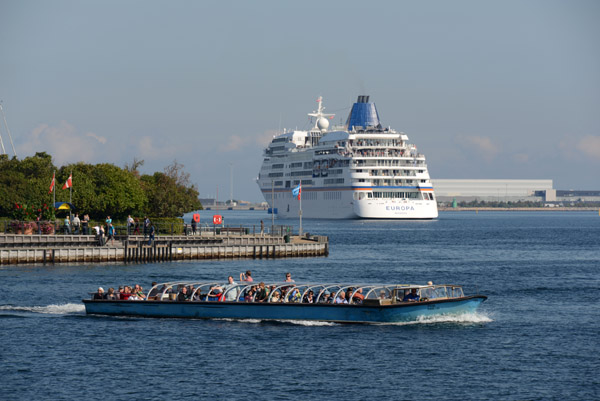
[[83, 296, 486, 323]]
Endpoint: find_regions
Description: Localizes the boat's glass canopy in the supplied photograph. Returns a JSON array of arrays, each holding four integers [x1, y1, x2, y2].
[[145, 281, 465, 303]]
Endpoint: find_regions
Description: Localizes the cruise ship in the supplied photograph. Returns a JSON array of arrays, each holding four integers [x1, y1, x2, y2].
[[257, 96, 438, 219]]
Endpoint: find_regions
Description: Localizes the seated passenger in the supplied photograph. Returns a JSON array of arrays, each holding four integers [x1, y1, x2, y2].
[[350, 288, 365, 304], [402, 288, 420, 302], [302, 290, 315, 303], [244, 288, 255, 302], [287, 288, 301, 303], [255, 282, 268, 302], [177, 286, 190, 301], [133, 284, 146, 300], [379, 291, 387, 300], [120, 286, 132, 300], [335, 292, 348, 304], [93, 287, 106, 300], [270, 291, 281, 302], [148, 282, 160, 298], [106, 287, 118, 300]]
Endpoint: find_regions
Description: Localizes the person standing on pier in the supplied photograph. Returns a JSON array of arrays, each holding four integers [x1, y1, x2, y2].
[[127, 215, 134, 235], [143, 216, 150, 239], [148, 223, 155, 245], [72, 213, 81, 234], [82, 214, 89, 235]]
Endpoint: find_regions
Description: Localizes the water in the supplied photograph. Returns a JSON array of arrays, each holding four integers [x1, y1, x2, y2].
[[1, 211, 599, 400]]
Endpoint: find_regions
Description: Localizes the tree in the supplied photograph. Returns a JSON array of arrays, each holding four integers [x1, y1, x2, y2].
[[141, 161, 202, 217]]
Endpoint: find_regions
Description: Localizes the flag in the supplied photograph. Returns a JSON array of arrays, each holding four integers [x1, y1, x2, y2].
[[48, 173, 55, 194], [62, 173, 72, 190], [292, 183, 301, 200]]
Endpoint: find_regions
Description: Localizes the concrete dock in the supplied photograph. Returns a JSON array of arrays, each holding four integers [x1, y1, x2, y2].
[[0, 233, 329, 265]]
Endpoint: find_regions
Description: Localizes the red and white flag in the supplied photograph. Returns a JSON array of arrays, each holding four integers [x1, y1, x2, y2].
[[62, 173, 72, 190], [48, 172, 55, 194]]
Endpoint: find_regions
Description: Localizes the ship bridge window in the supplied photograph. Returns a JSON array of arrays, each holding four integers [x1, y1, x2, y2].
[[274, 181, 283, 186], [272, 164, 284, 169], [290, 162, 303, 168], [268, 172, 284, 178]]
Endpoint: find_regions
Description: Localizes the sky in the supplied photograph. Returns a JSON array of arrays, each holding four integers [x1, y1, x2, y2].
[[1, 0, 599, 201]]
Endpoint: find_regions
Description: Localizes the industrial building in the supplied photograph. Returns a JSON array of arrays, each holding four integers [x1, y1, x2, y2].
[[432, 179, 600, 205]]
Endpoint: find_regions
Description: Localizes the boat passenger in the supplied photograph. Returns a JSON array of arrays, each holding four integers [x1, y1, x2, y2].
[[210, 276, 238, 302], [402, 288, 420, 302], [255, 282, 268, 302], [287, 288, 301, 303], [120, 286, 132, 300], [106, 287, 118, 300], [240, 270, 253, 282], [133, 284, 146, 299], [270, 291, 281, 302], [129, 292, 142, 300], [93, 287, 106, 300], [379, 291, 387, 300], [303, 290, 315, 303], [192, 290, 204, 301], [177, 286, 190, 301], [285, 273, 294, 282], [335, 292, 348, 304], [350, 288, 365, 304], [244, 288, 255, 302], [148, 282, 159, 298], [318, 290, 330, 303]]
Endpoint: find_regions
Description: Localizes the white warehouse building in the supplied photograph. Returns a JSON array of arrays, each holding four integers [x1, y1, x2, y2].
[[431, 179, 554, 203]]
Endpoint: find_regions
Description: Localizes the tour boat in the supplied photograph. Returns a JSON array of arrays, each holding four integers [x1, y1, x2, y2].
[[83, 281, 486, 324]]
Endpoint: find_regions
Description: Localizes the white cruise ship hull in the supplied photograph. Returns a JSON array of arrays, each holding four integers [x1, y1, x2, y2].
[[262, 189, 438, 219]]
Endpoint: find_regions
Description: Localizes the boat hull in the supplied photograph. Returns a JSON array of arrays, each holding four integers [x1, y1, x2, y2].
[[83, 296, 486, 323]]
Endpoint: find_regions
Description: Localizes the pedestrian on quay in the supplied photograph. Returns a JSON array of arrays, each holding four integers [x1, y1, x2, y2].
[[63, 216, 71, 234], [148, 223, 155, 245], [127, 215, 134, 235], [72, 213, 81, 234], [191, 218, 197, 235], [260, 220, 264, 235], [143, 216, 150, 239], [82, 214, 90, 235]]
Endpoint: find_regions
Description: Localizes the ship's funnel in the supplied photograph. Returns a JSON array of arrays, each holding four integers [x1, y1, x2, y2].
[[346, 95, 381, 130]]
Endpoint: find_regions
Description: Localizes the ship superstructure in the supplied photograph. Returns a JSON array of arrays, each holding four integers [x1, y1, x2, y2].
[[257, 96, 438, 219]]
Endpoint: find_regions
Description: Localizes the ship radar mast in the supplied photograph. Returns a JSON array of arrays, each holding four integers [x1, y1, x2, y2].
[[308, 96, 334, 132]]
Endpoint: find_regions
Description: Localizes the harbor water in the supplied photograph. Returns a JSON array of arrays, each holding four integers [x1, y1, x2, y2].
[[1, 211, 598, 400]]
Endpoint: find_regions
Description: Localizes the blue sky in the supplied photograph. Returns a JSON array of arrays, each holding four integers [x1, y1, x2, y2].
[[1, 0, 598, 201]]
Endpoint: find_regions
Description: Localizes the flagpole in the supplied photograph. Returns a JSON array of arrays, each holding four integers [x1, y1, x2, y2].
[[53, 170, 56, 220], [299, 183, 302, 236], [69, 170, 72, 221]]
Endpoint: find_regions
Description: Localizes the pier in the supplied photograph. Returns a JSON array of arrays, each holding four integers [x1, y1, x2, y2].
[[0, 232, 329, 265]]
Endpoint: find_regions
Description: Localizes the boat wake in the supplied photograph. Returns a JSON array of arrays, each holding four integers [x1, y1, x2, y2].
[[379, 312, 493, 326], [0, 303, 85, 316]]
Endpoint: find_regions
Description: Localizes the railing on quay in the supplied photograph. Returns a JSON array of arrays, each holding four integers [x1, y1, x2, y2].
[[1, 219, 294, 238]]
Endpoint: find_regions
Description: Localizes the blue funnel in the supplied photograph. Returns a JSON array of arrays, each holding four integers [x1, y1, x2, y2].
[[346, 95, 381, 130]]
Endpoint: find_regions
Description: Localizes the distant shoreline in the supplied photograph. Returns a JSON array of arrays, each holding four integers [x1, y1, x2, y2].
[[439, 207, 599, 212]]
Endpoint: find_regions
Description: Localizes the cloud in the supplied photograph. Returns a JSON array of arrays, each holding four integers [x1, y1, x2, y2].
[[135, 136, 178, 159], [17, 121, 107, 165], [513, 153, 529, 163], [575, 135, 600, 160], [218, 130, 277, 152], [455, 135, 500, 162], [85, 132, 107, 144]]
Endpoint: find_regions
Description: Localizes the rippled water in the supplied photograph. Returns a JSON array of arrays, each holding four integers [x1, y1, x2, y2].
[[1, 211, 599, 400]]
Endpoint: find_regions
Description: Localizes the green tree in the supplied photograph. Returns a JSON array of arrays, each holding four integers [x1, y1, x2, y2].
[[141, 161, 202, 217]]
